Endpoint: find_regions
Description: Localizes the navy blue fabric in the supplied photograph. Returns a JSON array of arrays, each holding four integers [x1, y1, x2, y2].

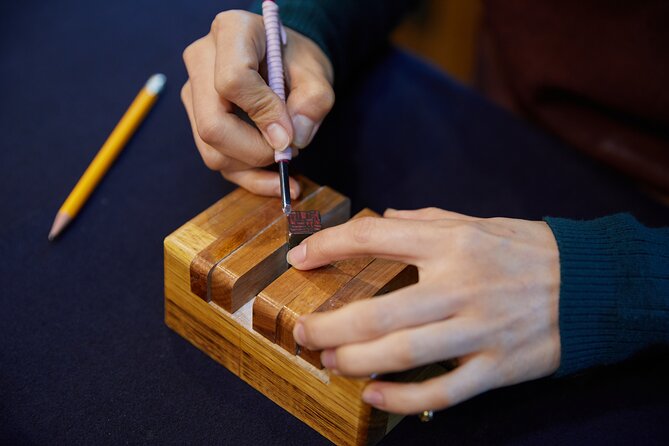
[[1, 1, 668, 444]]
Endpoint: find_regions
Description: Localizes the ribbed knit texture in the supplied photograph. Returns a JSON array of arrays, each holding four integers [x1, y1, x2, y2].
[[251, 0, 414, 87], [545, 214, 669, 376]]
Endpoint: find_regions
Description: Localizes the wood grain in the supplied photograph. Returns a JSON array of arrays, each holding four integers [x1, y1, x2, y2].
[[253, 209, 377, 346], [189, 177, 320, 305], [299, 259, 419, 368], [164, 180, 441, 445], [208, 186, 349, 312]]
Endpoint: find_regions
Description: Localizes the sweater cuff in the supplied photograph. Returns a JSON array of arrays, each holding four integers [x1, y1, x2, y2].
[[544, 214, 669, 376]]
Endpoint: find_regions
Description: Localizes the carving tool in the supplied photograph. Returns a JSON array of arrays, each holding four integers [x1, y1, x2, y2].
[[262, 1, 323, 245], [48, 74, 166, 240], [262, 0, 292, 215]]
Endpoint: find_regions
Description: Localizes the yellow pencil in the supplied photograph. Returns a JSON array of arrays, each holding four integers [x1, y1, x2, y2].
[[48, 73, 167, 241]]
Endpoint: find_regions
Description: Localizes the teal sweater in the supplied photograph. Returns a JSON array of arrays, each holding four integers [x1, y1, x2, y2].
[[251, 0, 669, 376]]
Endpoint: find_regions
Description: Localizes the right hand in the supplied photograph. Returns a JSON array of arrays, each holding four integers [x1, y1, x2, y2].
[[181, 10, 335, 198]]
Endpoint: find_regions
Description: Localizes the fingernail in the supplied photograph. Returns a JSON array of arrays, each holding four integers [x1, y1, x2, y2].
[[286, 243, 306, 265], [293, 321, 306, 346], [321, 349, 337, 369], [266, 123, 290, 151], [362, 389, 384, 406], [291, 114, 316, 148]]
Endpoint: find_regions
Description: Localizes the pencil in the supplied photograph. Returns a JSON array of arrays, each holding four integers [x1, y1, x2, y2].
[[48, 73, 166, 241]]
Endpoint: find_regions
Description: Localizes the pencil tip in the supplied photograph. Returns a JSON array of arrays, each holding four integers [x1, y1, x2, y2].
[[48, 211, 71, 241]]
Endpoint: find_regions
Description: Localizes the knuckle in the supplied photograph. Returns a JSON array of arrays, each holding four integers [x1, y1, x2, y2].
[[334, 349, 357, 374], [320, 86, 336, 111], [215, 67, 244, 98], [241, 142, 272, 168], [249, 151, 271, 168], [304, 235, 326, 262], [182, 43, 195, 64], [397, 333, 420, 368], [244, 92, 283, 124], [361, 303, 393, 337], [211, 10, 242, 34], [182, 37, 207, 66], [200, 148, 227, 171], [350, 217, 377, 245], [301, 84, 335, 114], [452, 223, 481, 251], [196, 117, 224, 147], [201, 153, 222, 171], [180, 83, 189, 103]]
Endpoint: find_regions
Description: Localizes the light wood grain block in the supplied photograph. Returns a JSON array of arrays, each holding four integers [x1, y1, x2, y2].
[[164, 180, 440, 445]]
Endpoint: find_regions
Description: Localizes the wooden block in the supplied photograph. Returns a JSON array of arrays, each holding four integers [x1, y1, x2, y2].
[[190, 180, 350, 312], [164, 179, 442, 445], [299, 259, 419, 368], [189, 178, 319, 300], [253, 209, 377, 346], [208, 186, 348, 312]]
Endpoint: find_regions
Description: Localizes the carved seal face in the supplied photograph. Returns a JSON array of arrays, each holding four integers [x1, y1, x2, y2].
[[287, 210, 322, 249]]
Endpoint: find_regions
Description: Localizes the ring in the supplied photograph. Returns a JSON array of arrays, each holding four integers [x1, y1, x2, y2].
[[418, 410, 434, 423]]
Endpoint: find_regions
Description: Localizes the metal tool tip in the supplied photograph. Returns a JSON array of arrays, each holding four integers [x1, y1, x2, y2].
[[283, 204, 291, 215]]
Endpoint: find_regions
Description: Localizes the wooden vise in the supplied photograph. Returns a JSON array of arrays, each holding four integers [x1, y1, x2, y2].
[[164, 177, 440, 445]]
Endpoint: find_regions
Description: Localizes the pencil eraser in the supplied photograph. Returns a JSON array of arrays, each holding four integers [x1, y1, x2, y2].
[[287, 210, 322, 249]]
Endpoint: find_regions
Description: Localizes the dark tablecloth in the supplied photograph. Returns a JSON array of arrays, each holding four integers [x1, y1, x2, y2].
[[2, 1, 668, 444]]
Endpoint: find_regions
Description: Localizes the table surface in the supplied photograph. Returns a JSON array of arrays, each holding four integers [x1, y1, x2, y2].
[[2, 1, 669, 444]]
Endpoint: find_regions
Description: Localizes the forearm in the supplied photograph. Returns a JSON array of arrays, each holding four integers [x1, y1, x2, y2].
[[544, 214, 669, 375], [251, 0, 415, 87]]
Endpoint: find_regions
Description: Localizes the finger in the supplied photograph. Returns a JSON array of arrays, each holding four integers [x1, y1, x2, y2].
[[212, 13, 293, 151], [183, 82, 300, 198], [286, 216, 431, 269], [384, 207, 476, 221], [323, 317, 481, 377], [285, 67, 334, 149], [362, 356, 494, 414], [181, 82, 253, 172], [224, 170, 301, 199], [183, 35, 275, 167], [294, 283, 465, 350]]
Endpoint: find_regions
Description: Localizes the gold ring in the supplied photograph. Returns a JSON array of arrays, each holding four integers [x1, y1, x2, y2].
[[418, 410, 434, 422]]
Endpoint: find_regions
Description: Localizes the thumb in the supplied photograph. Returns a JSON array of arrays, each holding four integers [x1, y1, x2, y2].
[[286, 69, 335, 149], [216, 68, 294, 152]]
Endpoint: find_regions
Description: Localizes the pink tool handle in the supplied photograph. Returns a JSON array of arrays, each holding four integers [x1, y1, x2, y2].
[[262, 0, 292, 162]]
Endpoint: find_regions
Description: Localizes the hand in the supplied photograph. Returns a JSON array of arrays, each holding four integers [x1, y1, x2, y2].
[[287, 208, 561, 414], [181, 10, 335, 197]]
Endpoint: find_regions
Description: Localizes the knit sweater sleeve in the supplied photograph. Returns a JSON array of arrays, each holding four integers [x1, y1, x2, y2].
[[544, 214, 669, 376], [250, 0, 415, 87]]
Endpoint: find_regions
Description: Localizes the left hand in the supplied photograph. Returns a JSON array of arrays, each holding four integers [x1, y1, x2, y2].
[[287, 207, 561, 414]]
